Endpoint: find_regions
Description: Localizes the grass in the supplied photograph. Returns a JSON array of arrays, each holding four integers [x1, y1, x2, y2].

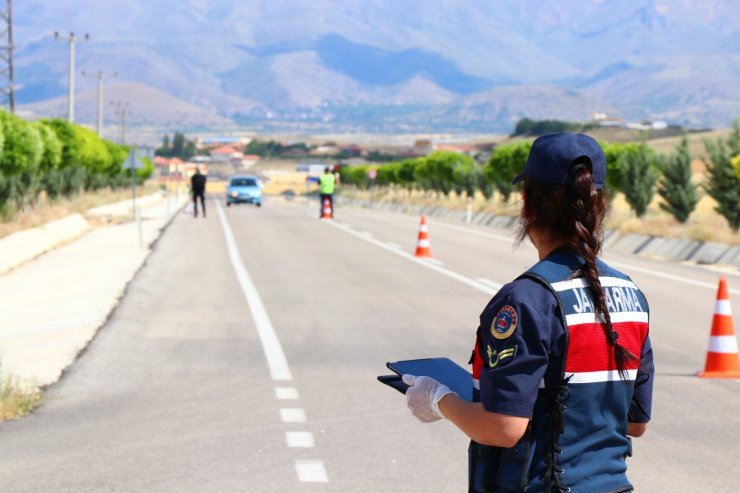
[[0, 372, 41, 420]]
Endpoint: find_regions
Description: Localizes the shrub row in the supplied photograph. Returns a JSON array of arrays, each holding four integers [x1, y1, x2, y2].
[[0, 112, 153, 215]]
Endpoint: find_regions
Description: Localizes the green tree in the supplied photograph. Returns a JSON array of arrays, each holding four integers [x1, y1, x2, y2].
[[171, 132, 185, 158], [484, 140, 532, 201], [155, 134, 171, 157], [620, 141, 661, 217], [448, 153, 479, 197], [656, 135, 697, 223], [420, 151, 470, 195], [703, 126, 740, 231], [601, 141, 634, 195]]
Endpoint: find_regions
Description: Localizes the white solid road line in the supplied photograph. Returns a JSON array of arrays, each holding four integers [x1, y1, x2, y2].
[[216, 200, 292, 381], [606, 259, 740, 296], [430, 218, 740, 296], [324, 220, 497, 296], [433, 220, 516, 243], [477, 277, 505, 290]]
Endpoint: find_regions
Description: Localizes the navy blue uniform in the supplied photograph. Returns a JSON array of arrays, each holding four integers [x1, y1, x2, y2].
[[470, 249, 654, 492]]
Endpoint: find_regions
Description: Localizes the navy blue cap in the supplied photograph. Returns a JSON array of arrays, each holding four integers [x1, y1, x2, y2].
[[512, 133, 606, 189]]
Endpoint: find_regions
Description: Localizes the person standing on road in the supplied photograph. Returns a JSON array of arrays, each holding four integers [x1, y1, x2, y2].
[[402, 133, 654, 493], [190, 167, 207, 218], [318, 166, 336, 218]]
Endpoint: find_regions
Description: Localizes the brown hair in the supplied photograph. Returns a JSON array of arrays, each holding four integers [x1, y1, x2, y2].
[[517, 158, 637, 378]]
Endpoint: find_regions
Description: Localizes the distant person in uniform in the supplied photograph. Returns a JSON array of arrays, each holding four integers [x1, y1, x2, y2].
[[190, 168, 207, 218], [401, 133, 654, 492], [318, 166, 336, 218]]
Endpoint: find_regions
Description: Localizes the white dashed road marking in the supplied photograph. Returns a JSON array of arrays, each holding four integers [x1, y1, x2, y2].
[[295, 461, 329, 483], [280, 408, 306, 423], [286, 432, 315, 448], [275, 387, 300, 400]]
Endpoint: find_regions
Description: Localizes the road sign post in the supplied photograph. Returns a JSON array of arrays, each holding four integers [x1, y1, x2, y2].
[[123, 149, 146, 247], [368, 168, 377, 207]]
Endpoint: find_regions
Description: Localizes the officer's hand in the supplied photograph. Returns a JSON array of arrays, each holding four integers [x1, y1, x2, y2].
[[402, 374, 456, 423]]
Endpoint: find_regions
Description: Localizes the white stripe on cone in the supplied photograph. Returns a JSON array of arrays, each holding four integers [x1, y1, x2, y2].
[[715, 299, 732, 316], [417, 239, 430, 247], [708, 335, 740, 354]]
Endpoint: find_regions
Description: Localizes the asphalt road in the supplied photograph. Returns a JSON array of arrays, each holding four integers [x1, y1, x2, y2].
[[1, 197, 739, 492]]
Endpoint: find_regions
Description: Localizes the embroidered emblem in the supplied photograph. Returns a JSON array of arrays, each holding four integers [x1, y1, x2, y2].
[[487, 344, 518, 368], [491, 305, 518, 340]]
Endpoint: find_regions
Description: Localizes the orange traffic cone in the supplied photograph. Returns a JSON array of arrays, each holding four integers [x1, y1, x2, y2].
[[414, 215, 432, 258], [697, 277, 740, 378], [321, 197, 333, 220]]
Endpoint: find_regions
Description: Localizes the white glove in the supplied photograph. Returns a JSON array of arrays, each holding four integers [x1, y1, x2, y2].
[[402, 374, 456, 423]]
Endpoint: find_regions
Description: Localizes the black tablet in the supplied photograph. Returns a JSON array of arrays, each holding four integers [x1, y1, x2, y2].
[[376, 374, 409, 394]]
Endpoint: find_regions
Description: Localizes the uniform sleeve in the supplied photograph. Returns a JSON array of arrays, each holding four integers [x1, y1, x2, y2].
[[629, 335, 654, 423], [478, 280, 561, 418]]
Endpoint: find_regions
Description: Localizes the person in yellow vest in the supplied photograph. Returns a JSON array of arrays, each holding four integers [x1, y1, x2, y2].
[[318, 166, 336, 218]]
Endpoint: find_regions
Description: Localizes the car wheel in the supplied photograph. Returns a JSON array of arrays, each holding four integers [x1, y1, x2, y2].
[[226, 202, 231, 207], [256, 202, 262, 208]]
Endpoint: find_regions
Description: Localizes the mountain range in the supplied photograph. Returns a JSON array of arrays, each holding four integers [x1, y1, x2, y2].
[[11, 0, 740, 139]]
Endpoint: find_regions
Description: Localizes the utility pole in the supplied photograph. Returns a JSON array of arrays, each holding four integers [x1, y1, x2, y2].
[[0, 0, 14, 113], [82, 70, 116, 136], [54, 31, 89, 123]]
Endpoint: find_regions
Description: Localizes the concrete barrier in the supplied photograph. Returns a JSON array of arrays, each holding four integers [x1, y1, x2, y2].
[[489, 216, 516, 230], [605, 234, 653, 255], [716, 247, 740, 269], [690, 242, 734, 265], [637, 237, 702, 262]]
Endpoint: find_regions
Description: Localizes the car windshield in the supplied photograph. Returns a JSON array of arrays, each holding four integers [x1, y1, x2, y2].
[[230, 178, 257, 187]]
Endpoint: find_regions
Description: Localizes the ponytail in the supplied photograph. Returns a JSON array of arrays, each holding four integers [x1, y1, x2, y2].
[[568, 163, 637, 379], [518, 160, 637, 379]]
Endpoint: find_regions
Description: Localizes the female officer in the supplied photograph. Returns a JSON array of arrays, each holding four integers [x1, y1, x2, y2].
[[402, 133, 654, 493]]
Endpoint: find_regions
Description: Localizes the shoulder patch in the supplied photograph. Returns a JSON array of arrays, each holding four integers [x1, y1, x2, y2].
[[486, 344, 518, 369], [491, 305, 518, 340]]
